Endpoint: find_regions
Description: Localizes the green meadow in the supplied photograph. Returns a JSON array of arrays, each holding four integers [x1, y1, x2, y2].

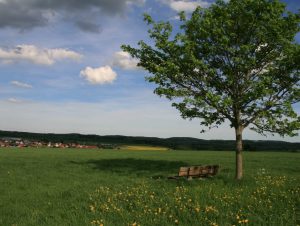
[[0, 148, 299, 226]]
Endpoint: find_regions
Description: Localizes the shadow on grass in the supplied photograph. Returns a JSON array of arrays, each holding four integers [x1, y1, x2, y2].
[[71, 158, 188, 176]]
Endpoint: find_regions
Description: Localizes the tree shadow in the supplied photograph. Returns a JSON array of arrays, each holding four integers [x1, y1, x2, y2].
[[71, 158, 188, 176]]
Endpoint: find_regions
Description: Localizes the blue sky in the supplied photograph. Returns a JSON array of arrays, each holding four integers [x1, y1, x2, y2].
[[0, 0, 299, 142]]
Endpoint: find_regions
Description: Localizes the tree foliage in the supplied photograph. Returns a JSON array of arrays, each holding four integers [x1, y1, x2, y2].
[[122, 0, 300, 137]]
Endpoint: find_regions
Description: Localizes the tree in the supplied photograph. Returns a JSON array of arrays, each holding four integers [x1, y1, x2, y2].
[[122, 0, 300, 179]]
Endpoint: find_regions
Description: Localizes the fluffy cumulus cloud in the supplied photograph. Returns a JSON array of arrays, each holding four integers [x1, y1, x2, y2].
[[112, 51, 139, 70], [0, 45, 82, 65], [80, 66, 117, 85], [160, 0, 210, 12], [11, 80, 33, 89], [79, 51, 138, 85], [0, 0, 145, 33]]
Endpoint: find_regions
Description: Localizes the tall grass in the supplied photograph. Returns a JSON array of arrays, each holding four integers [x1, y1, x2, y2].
[[0, 148, 299, 226]]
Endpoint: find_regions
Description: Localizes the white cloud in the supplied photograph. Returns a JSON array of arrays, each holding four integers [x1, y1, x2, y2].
[[161, 0, 210, 12], [170, 15, 181, 20], [0, 45, 82, 65], [84, 51, 139, 85], [112, 51, 139, 70], [80, 66, 117, 85], [11, 80, 33, 89], [7, 98, 23, 103]]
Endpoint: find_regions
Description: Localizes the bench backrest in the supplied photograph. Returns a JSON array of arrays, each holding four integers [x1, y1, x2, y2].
[[178, 165, 219, 177], [178, 167, 190, 176]]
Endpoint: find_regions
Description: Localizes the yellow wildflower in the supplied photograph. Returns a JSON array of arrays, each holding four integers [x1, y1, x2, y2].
[[89, 205, 96, 212]]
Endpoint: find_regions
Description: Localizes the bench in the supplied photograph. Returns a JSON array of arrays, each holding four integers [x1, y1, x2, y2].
[[168, 165, 219, 180]]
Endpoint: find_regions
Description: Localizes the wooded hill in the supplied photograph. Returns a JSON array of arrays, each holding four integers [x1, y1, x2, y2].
[[0, 130, 299, 151]]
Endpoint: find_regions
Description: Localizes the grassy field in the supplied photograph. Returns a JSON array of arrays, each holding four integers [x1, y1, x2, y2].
[[0, 148, 299, 226], [120, 145, 170, 151]]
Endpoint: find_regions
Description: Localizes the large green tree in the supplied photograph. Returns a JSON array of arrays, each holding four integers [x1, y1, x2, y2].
[[122, 0, 300, 179]]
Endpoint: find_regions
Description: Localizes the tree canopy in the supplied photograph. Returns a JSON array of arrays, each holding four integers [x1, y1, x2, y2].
[[122, 0, 300, 179]]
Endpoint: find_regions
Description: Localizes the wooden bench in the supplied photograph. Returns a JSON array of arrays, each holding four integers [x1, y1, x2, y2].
[[168, 165, 219, 180]]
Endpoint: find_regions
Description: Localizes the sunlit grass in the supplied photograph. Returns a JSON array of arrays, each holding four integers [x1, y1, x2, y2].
[[88, 171, 299, 226], [120, 145, 170, 151], [0, 148, 299, 226]]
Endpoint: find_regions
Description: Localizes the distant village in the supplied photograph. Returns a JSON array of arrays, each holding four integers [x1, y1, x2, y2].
[[0, 137, 118, 149]]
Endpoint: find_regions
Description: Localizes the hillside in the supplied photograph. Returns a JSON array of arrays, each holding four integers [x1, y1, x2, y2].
[[0, 130, 299, 151]]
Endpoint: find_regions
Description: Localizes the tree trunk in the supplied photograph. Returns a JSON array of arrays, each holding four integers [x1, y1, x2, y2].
[[235, 126, 243, 180]]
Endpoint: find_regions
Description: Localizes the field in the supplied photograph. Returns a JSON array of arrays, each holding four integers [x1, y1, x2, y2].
[[120, 145, 170, 151], [0, 148, 299, 226]]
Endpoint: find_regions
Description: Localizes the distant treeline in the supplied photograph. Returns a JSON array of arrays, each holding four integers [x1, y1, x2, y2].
[[0, 130, 299, 152]]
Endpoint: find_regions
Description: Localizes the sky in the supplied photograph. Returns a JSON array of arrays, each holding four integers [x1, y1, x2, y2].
[[0, 0, 299, 142]]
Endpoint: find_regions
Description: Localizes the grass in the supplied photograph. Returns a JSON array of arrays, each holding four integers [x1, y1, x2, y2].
[[0, 148, 299, 226], [120, 145, 169, 151]]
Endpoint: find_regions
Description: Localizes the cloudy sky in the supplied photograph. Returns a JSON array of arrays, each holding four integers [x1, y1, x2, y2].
[[0, 0, 299, 141]]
